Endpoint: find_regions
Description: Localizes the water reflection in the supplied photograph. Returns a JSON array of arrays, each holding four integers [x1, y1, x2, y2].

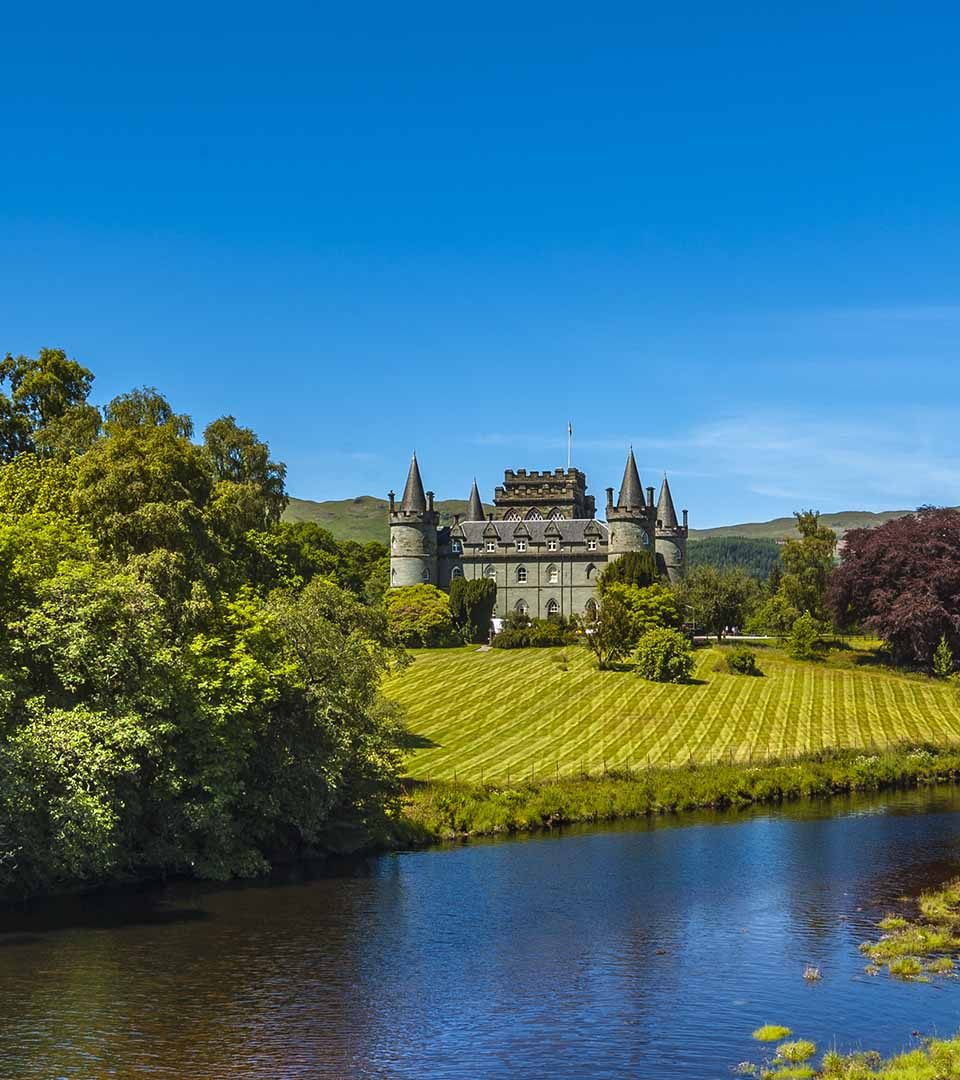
[[1, 788, 960, 1078]]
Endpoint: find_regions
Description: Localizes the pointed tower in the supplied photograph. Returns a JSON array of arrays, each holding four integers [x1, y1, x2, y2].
[[466, 479, 484, 522], [655, 474, 688, 582], [388, 453, 439, 587], [604, 449, 657, 563]]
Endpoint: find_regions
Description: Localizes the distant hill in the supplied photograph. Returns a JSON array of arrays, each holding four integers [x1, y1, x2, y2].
[[687, 509, 920, 543], [283, 497, 926, 546], [283, 496, 494, 545]]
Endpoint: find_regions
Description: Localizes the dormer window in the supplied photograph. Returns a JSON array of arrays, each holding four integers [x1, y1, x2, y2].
[[486, 540, 496, 553], [516, 539, 527, 552], [587, 538, 597, 551], [547, 538, 558, 551], [451, 540, 462, 554]]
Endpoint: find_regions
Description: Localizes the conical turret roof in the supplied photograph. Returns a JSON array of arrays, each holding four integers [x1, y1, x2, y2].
[[466, 478, 484, 521], [657, 473, 678, 529], [616, 448, 644, 509], [400, 453, 427, 512]]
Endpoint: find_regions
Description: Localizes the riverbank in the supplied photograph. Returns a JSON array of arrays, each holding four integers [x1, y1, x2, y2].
[[398, 745, 960, 841]]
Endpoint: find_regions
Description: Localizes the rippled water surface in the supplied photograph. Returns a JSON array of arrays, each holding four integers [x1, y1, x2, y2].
[[4, 789, 960, 1078]]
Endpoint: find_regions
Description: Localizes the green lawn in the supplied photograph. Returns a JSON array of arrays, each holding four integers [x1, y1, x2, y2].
[[385, 642, 960, 781]]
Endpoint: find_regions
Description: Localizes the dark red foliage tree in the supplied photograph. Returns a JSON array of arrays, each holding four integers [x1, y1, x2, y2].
[[828, 507, 960, 666]]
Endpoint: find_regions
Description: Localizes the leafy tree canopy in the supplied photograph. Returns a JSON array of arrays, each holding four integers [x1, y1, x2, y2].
[[675, 565, 760, 642], [598, 549, 657, 591]]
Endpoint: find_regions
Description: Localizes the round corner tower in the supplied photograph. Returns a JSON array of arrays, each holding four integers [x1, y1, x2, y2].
[[605, 449, 656, 562], [389, 453, 439, 587], [654, 474, 688, 583]]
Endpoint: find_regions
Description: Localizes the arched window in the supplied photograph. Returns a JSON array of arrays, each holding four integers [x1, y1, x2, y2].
[[484, 564, 497, 579], [641, 531, 650, 546], [676, 548, 684, 562], [586, 563, 597, 580], [451, 566, 463, 579], [391, 568, 397, 583], [525, 509, 543, 520], [547, 564, 559, 584], [585, 598, 598, 620], [421, 567, 430, 582], [504, 510, 521, 521], [546, 599, 560, 617], [516, 566, 527, 583], [391, 534, 397, 548], [548, 509, 565, 520], [515, 599, 529, 616]]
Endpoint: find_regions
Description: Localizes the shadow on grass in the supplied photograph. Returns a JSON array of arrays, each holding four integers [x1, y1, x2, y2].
[[397, 731, 440, 750]]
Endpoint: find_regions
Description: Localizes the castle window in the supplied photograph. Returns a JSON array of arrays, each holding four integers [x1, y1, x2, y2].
[[452, 566, 463, 578], [504, 510, 521, 521], [525, 509, 543, 520], [546, 599, 560, 618], [547, 538, 558, 551], [515, 599, 529, 616], [586, 563, 597, 580], [548, 509, 565, 520], [451, 540, 461, 554], [391, 535, 397, 548], [585, 598, 598, 620], [547, 564, 559, 584], [484, 564, 496, 579], [676, 548, 684, 562], [391, 568, 397, 583], [486, 540, 496, 552], [642, 532, 650, 546], [516, 566, 527, 583], [516, 539, 526, 552], [421, 567, 430, 582], [587, 538, 597, 551]]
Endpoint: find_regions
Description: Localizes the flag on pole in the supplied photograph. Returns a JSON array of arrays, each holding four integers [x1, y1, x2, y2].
[[567, 421, 573, 469]]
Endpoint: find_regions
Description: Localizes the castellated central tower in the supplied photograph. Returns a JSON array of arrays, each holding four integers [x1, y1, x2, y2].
[[604, 449, 657, 563], [388, 453, 439, 586]]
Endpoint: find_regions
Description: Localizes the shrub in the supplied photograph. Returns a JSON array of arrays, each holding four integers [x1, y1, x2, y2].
[[787, 612, 821, 660], [717, 646, 761, 676], [933, 634, 954, 678], [633, 628, 694, 683], [384, 584, 459, 647], [752, 1026, 792, 1042], [492, 618, 576, 649], [449, 577, 497, 644]]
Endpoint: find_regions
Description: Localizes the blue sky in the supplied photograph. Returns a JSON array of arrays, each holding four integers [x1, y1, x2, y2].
[[3, 3, 960, 527]]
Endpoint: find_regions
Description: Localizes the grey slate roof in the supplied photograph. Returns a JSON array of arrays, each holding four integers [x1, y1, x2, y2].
[[617, 449, 644, 509], [657, 474, 678, 528], [400, 453, 427, 512], [452, 519, 608, 545], [466, 479, 484, 521]]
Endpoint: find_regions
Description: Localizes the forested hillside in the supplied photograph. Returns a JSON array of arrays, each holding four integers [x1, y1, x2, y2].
[[687, 537, 781, 580], [0, 349, 400, 898]]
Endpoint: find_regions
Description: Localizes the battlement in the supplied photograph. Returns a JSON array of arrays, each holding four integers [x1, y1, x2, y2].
[[503, 468, 586, 482]]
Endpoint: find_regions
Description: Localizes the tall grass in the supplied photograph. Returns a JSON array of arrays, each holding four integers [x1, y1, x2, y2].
[[397, 745, 960, 842]]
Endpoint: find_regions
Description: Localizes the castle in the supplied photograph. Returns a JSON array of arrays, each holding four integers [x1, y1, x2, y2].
[[388, 450, 688, 619]]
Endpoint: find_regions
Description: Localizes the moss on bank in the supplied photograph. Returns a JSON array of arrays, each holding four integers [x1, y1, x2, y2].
[[862, 877, 960, 979], [396, 745, 960, 842], [738, 1032, 960, 1079]]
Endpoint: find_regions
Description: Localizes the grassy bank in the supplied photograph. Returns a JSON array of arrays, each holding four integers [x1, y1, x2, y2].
[[386, 641, 960, 782], [399, 745, 960, 841], [739, 1030, 960, 1078]]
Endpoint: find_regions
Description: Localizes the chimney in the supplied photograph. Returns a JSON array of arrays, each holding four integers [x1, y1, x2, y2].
[[426, 491, 435, 512], [488, 512, 494, 522], [388, 490, 395, 513], [646, 486, 655, 508], [453, 513, 460, 525], [605, 486, 614, 510]]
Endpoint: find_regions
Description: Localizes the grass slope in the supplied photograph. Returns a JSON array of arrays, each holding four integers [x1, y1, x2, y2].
[[283, 495, 494, 544], [285, 496, 930, 544], [386, 642, 960, 781]]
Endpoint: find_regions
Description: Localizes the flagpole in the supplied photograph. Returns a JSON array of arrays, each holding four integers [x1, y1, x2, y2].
[[567, 421, 572, 469]]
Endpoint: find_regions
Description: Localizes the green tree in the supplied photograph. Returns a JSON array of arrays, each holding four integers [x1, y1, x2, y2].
[[601, 582, 682, 649], [779, 510, 837, 622], [598, 549, 657, 591], [384, 584, 458, 647], [633, 627, 694, 683], [580, 591, 636, 669], [449, 577, 497, 643], [0, 348, 100, 461], [933, 634, 954, 678], [203, 415, 287, 530], [676, 565, 759, 642], [788, 612, 822, 660]]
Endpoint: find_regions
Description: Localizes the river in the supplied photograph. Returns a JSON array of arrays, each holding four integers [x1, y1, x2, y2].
[[3, 788, 960, 1078]]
